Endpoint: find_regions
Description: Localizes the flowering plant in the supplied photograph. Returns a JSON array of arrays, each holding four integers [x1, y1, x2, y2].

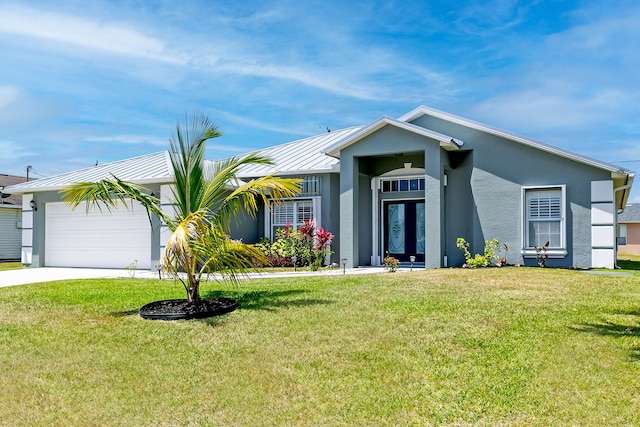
[[383, 252, 399, 272], [255, 219, 334, 270]]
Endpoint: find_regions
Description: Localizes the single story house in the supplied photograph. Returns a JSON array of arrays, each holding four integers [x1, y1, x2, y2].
[[0, 174, 27, 261], [617, 204, 640, 256], [5, 106, 635, 270]]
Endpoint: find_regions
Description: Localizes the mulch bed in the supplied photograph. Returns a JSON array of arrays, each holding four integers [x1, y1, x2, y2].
[[139, 297, 238, 320]]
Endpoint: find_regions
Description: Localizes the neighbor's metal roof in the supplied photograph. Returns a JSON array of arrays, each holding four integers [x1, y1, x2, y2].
[[619, 204, 640, 223], [236, 126, 362, 177], [4, 151, 172, 194]]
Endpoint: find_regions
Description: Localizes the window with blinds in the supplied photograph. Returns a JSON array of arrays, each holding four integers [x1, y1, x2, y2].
[[298, 176, 321, 196], [271, 199, 316, 239], [525, 188, 564, 248]]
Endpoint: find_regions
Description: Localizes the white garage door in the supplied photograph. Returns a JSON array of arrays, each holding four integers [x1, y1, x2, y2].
[[45, 202, 152, 269]]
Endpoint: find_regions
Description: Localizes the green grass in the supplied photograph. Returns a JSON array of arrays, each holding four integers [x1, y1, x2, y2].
[[618, 254, 640, 270], [0, 261, 22, 271], [1, 267, 639, 426]]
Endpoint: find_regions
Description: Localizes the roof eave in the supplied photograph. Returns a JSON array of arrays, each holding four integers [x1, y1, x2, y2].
[[238, 166, 339, 179], [324, 116, 462, 158], [400, 106, 634, 177], [5, 176, 174, 194]]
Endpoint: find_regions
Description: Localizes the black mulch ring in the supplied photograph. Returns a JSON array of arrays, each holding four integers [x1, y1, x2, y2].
[[139, 297, 238, 321]]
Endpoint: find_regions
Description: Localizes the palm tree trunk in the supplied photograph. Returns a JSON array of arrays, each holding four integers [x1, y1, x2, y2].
[[186, 277, 200, 303]]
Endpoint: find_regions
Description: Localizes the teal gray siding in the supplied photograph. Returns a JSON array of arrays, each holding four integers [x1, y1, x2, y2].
[[411, 114, 611, 267]]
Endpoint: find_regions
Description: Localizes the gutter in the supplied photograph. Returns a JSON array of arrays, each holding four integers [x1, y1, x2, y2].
[[613, 175, 633, 269], [614, 175, 633, 213]]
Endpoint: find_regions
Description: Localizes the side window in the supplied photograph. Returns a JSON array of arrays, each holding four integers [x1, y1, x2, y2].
[[270, 199, 318, 240], [524, 187, 565, 249]]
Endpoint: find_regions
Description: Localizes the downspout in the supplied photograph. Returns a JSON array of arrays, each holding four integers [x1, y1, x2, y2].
[[613, 176, 632, 269]]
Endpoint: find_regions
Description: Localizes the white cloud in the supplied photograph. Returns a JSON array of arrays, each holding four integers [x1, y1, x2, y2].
[[217, 109, 312, 136], [84, 134, 167, 147], [469, 85, 636, 132], [0, 85, 21, 109], [0, 5, 183, 64]]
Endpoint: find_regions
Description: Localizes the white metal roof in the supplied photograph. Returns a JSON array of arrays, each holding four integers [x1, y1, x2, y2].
[[236, 126, 362, 178], [5, 151, 172, 194], [4, 106, 634, 208]]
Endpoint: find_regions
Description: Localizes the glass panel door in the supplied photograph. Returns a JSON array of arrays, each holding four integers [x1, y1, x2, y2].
[[416, 203, 425, 255], [384, 201, 425, 262], [387, 203, 405, 254]]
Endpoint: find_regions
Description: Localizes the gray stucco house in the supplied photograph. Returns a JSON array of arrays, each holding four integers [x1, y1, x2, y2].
[[6, 106, 635, 270]]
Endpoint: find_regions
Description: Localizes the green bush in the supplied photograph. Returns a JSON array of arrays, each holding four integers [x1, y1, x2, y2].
[[456, 237, 500, 268], [254, 220, 334, 270]]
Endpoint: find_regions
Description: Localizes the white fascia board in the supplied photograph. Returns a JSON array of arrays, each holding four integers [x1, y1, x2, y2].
[[324, 116, 462, 158], [400, 106, 634, 176], [239, 167, 339, 179], [4, 177, 174, 194]]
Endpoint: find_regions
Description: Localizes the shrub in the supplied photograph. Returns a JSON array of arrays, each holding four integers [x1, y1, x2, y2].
[[456, 237, 500, 268], [254, 220, 334, 270], [383, 252, 399, 272]]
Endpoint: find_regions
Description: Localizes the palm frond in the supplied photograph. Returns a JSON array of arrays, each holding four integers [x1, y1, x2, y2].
[[200, 153, 301, 230], [168, 113, 221, 217], [60, 175, 168, 226], [216, 175, 302, 231], [193, 228, 267, 283]]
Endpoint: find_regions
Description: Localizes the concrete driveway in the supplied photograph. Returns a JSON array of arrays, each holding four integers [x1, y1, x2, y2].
[[0, 265, 402, 288], [0, 267, 159, 288]]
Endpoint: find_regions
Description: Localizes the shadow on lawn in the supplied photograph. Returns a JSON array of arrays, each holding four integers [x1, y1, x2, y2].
[[110, 309, 140, 317], [617, 259, 640, 270], [203, 288, 334, 312], [107, 289, 333, 322], [571, 317, 640, 361]]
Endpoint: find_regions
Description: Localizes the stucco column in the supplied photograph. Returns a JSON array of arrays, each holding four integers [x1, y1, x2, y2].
[[424, 143, 443, 268], [339, 155, 359, 268]]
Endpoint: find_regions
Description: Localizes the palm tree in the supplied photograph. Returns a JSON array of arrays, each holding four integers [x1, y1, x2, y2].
[[62, 113, 301, 303]]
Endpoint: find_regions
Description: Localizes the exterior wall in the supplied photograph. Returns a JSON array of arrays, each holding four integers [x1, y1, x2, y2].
[[628, 223, 640, 245], [228, 207, 260, 243], [0, 206, 21, 260], [410, 115, 611, 268], [618, 223, 640, 255], [444, 151, 473, 266], [326, 173, 341, 263]]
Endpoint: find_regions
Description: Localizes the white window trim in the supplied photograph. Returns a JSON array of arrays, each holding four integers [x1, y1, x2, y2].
[[521, 185, 568, 258], [266, 196, 321, 241]]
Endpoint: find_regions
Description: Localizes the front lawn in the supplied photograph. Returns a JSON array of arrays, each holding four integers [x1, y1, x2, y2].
[[0, 261, 22, 271], [0, 267, 639, 425]]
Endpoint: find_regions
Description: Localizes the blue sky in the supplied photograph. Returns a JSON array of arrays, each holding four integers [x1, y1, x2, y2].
[[1, 0, 638, 202]]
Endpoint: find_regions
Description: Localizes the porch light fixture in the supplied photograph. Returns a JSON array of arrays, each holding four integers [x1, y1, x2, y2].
[[29, 199, 37, 211], [410, 255, 416, 271], [341, 258, 347, 274]]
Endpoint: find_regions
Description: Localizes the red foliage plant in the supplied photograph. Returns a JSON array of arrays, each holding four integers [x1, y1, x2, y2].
[[315, 227, 334, 250]]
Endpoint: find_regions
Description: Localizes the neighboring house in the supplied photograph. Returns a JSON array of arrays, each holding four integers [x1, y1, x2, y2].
[[618, 204, 640, 256], [0, 174, 28, 261], [5, 106, 635, 270]]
